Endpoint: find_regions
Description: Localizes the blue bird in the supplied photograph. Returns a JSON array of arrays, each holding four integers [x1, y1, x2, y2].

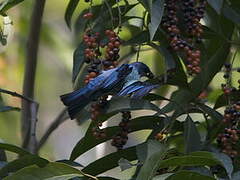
[[60, 62, 155, 119]]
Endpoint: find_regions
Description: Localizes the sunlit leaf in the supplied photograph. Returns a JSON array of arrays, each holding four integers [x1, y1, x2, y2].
[[4, 162, 83, 180], [166, 170, 215, 180], [70, 115, 164, 160], [148, 0, 165, 40], [65, 0, 80, 28]]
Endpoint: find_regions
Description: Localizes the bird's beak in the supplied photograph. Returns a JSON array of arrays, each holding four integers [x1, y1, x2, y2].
[[146, 72, 154, 79]]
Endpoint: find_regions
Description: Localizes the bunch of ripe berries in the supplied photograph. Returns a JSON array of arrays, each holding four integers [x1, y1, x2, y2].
[[161, 0, 206, 74], [81, 11, 128, 147], [217, 64, 240, 158], [111, 111, 131, 150]]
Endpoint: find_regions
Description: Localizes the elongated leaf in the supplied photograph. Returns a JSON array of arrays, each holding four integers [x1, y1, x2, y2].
[[82, 146, 137, 176], [136, 141, 167, 180], [4, 162, 83, 180], [137, 0, 152, 12], [72, 42, 86, 83], [213, 152, 233, 179], [0, 155, 49, 178], [166, 170, 215, 180], [207, 0, 223, 14], [76, 96, 161, 124], [158, 152, 221, 169], [0, 106, 20, 112], [0, 143, 30, 156], [153, 173, 173, 180], [163, 42, 232, 113], [148, 0, 165, 40], [184, 116, 201, 153], [0, 0, 24, 15], [65, 0, 80, 28], [222, 2, 240, 24], [70, 116, 164, 160], [149, 42, 176, 70]]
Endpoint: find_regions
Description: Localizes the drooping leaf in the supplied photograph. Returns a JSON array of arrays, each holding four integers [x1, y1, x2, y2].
[[136, 141, 168, 180], [0, 143, 30, 156], [149, 42, 176, 70], [55, 160, 83, 167], [65, 0, 80, 28], [153, 173, 173, 180], [70, 115, 164, 161], [82, 146, 137, 176], [0, 106, 20, 112], [148, 0, 165, 40], [72, 42, 86, 83], [137, 0, 152, 12], [158, 151, 221, 169], [222, 2, 240, 24], [184, 116, 201, 153], [207, 0, 223, 14], [213, 152, 233, 179], [4, 162, 83, 180], [0, 0, 24, 15], [166, 170, 215, 180], [0, 155, 49, 178]]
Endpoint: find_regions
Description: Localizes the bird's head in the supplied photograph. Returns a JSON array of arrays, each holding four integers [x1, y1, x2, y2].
[[131, 62, 154, 79]]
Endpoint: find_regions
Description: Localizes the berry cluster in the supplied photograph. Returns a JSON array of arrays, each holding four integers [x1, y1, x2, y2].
[[161, 0, 206, 74], [217, 128, 240, 158], [83, 30, 101, 84], [102, 30, 121, 70], [217, 64, 240, 158], [111, 111, 131, 150]]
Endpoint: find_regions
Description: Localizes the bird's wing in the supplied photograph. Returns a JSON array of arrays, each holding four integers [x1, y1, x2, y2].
[[98, 64, 133, 90], [60, 64, 132, 119], [118, 81, 159, 98]]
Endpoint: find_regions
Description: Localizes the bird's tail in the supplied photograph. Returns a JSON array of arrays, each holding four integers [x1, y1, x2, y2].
[[60, 88, 91, 119]]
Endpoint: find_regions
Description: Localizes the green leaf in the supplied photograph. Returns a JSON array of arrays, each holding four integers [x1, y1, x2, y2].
[[222, 2, 240, 24], [213, 152, 233, 179], [0, 0, 24, 15], [70, 115, 164, 161], [0, 143, 30, 156], [184, 116, 201, 153], [149, 42, 176, 70], [136, 141, 167, 180], [163, 41, 232, 113], [158, 151, 221, 169], [82, 146, 137, 176], [153, 173, 173, 180], [0, 106, 20, 112], [72, 42, 86, 83], [65, 0, 80, 28], [0, 155, 49, 178], [0, 149, 6, 162], [207, 0, 223, 14], [148, 0, 165, 40], [166, 170, 215, 180], [4, 162, 83, 180], [137, 0, 152, 12]]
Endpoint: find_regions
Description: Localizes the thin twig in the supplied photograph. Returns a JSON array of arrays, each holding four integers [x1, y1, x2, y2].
[[21, 0, 46, 150], [36, 108, 68, 152], [0, 88, 35, 103]]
